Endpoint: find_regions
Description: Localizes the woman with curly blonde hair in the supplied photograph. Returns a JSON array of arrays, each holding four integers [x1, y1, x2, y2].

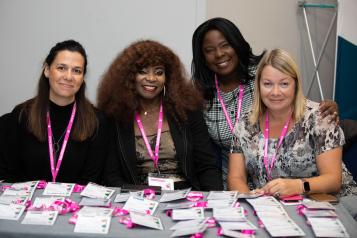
[[98, 40, 222, 191]]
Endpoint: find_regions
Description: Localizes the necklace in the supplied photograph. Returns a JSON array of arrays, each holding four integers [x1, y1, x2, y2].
[[52, 129, 67, 156]]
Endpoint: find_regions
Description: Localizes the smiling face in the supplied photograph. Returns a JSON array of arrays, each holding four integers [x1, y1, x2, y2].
[[202, 29, 239, 78], [260, 65, 296, 114], [45, 50, 85, 105], [135, 65, 165, 104]]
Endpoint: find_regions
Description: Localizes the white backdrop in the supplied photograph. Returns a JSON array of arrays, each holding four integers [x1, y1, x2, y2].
[[0, 0, 206, 115]]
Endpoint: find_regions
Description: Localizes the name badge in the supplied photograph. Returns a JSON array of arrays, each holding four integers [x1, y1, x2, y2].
[[148, 173, 174, 190]]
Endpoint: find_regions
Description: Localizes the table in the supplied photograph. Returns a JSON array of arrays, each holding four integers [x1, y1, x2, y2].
[[0, 186, 356, 238]]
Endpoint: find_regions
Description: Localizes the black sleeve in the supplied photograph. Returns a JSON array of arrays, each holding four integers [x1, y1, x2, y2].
[[0, 110, 23, 182], [189, 110, 223, 191], [102, 122, 133, 187], [76, 111, 112, 185]]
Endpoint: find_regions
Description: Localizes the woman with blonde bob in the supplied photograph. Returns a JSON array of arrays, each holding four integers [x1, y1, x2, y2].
[[228, 49, 357, 197]]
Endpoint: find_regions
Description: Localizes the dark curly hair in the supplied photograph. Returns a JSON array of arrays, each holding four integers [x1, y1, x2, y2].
[[97, 40, 203, 124]]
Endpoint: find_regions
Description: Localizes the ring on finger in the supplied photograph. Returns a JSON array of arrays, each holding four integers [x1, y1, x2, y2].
[[274, 192, 280, 198]]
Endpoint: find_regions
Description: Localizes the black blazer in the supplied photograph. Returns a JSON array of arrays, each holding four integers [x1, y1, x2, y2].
[[103, 110, 223, 191]]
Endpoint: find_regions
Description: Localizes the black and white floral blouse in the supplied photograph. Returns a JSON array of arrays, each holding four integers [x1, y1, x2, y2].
[[231, 99, 357, 196]]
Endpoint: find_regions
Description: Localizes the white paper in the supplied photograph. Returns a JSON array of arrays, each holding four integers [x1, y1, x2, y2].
[[170, 223, 207, 237], [77, 206, 113, 217], [206, 198, 236, 208], [114, 193, 130, 203], [74, 214, 111, 234], [213, 207, 245, 221], [170, 218, 206, 230], [32, 196, 65, 208], [42, 182, 74, 196], [148, 176, 174, 190], [207, 191, 238, 200], [219, 228, 255, 238], [130, 211, 164, 230], [163, 201, 195, 210], [302, 200, 336, 210], [308, 217, 349, 237], [0, 194, 29, 205], [246, 196, 280, 208], [219, 220, 257, 231], [171, 207, 204, 220], [122, 196, 159, 215], [79, 197, 111, 207], [80, 182, 115, 199], [21, 210, 58, 225], [159, 188, 191, 203], [0, 203, 26, 220], [3, 181, 38, 199]]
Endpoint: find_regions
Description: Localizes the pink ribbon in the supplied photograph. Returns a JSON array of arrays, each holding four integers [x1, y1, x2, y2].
[[143, 189, 155, 200], [37, 180, 47, 189], [206, 217, 216, 228], [113, 207, 129, 216], [119, 217, 134, 228], [69, 213, 78, 224], [296, 204, 305, 216], [73, 184, 85, 193], [258, 219, 265, 228], [53, 199, 80, 215], [217, 228, 224, 236], [242, 230, 255, 235], [190, 233, 203, 238], [186, 192, 204, 202], [1, 185, 14, 191], [193, 201, 207, 208], [166, 209, 172, 217]]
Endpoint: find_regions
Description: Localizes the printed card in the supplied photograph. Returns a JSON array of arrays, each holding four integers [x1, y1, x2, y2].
[[74, 214, 111, 234], [170, 223, 207, 237], [308, 217, 349, 237], [21, 210, 58, 225], [0, 203, 26, 220], [170, 218, 206, 230], [0, 194, 29, 205], [159, 188, 191, 203], [77, 206, 113, 217], [43, 182, 74, 196], [207, 191, 238, 200], [114, 193, 130, 203], [206, 198, 236, 208], [246, 196, 281, 208], [79, 197, 111, 207], [213, 207, 245, 221], [219, 220, 257, 231], [171, 207, 204, 220], [303, 209, 338, 218], [130, 211, 164, 230], [3, 181, 38, 199], [148, 175, 174, 190], [32, 196, 65, 208], [218, 228, 255, 238], [122, 196, 159, 215], [80, 182, 115, 199], [302, 200, 336, 210], [163, 201, 195, 210]]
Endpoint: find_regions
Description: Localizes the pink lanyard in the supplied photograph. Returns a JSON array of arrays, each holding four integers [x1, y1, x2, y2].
[[135, 101, 163, 171], [47, 102, 77, 182], [263, 111, 291, 180], [214, 74, 244, 133]]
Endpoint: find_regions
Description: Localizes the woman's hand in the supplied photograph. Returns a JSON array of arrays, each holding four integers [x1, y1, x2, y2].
[[319, 99, 339, 124], [261, 178, 302, 197]]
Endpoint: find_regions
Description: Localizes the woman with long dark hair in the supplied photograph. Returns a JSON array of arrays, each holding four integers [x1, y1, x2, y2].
[[0, 40, 109, 184]]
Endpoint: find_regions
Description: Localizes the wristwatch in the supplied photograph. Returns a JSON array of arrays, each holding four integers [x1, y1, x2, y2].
[[301, 179, 310, 194]]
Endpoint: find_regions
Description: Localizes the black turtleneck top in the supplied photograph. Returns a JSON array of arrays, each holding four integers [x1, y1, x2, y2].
[[0, 101, 110, 185]]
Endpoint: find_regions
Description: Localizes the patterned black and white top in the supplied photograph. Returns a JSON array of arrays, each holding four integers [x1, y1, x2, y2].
[[203, 79, 255, 189], [231, 99, 357, 196]]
